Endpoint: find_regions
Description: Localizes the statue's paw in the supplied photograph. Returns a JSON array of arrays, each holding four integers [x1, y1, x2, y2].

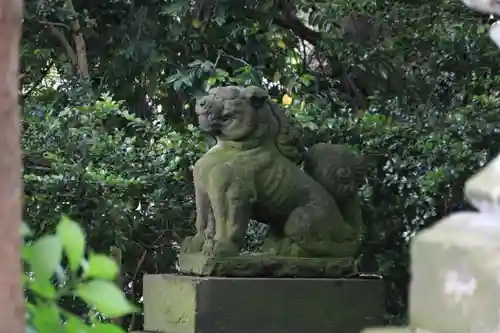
[[201, 239, 215, 256], [260, 237, 285, 255], [180, 233, 205, 253], [212, 240, 240, 257], [180, 237, 193, 253], [260, 237, 308, 257], [284, 242, 308, 257], [265, 238, 307, 257]]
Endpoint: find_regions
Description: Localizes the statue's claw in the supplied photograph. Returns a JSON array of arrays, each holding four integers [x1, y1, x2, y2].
[[212, 240, 240, 257], [180, 233, 205, 254], [201, 239, 215, 255]]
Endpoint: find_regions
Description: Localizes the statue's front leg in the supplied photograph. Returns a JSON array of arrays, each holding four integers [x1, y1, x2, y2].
[[261, 225, 286, 255], [208, 183, 252, 257], [201, 207, 216, 255], [181, 179, 210, 254]]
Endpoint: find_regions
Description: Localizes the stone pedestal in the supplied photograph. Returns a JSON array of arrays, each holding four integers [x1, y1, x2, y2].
[[362, 327, 420, 332], [143, 274, 385, 333]]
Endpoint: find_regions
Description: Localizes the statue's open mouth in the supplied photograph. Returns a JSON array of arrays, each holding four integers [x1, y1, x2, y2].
[[207, 116, 230, 135], [210, 116, 230, 127]]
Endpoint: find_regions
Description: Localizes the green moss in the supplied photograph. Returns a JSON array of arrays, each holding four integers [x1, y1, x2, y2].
[[182, 86, 367, 273], [179, 252, 355, 277]]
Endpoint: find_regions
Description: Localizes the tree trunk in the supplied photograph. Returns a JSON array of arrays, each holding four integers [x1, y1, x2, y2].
[[0, 1, 25, 333]]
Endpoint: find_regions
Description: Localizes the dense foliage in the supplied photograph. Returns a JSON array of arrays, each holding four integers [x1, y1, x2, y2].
[[21, 0, 500, 327]]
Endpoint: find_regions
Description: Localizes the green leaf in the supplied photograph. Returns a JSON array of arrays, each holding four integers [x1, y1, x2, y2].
[[57, 215, 85, 272], [22, 274, 29, 286], [28, 278, 57, 300], [173, 79, 183, 91], [207, 77, 217, 86], [22, 245, 32, 261], [92, 323, 126, 333], [273, 70, 281, 82], [54, 264, 67, 285], [85, 253, 119, 280], [32, 304, 63, 333], [65, 314, 91, 333], [165, 72, 180, 84], [75, 280, 137, 318], [162, 1, 187, 15], [29, 235, 62, 280]]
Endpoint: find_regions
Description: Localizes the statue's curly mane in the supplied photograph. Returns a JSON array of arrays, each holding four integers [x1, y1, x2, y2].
[[266, 101, 306, 165], [207, 86, 365, 200]]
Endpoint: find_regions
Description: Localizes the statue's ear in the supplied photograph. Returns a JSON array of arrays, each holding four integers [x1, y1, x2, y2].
[[243, 86, 269, 109]]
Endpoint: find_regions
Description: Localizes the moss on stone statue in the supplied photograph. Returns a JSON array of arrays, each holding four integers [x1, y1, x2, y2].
[[362, 329, 411, 333], [178, 252, 355, 277], [181, 85, 368, 277]]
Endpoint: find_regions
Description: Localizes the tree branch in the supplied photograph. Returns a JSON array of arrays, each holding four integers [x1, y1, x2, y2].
[[244, 8, 321, 45], [45, 23, 78, 66], [39, 0, 89, 78], [65, 0, 89, 78], [271, 13, 321, 45], [38, 20, 69, 29]]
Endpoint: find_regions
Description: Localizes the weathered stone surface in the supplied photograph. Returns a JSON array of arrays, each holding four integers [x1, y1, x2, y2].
[[364, 154, 500, 333], [462, 0, 500, 17], [178, 252, 354, 277], [181, 85, 367, 265], [465, 154, 500, 209], [362, 328, 412, 333], [143, 274, 385, 333], [409, 211, 500, 333]]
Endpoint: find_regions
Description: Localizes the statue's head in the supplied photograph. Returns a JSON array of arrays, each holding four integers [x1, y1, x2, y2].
[[195, 85, 278, 142], [195, 85, 306, 163]]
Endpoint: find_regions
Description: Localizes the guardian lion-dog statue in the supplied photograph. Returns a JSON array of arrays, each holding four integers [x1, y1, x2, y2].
[[181, 86, 366, 260]]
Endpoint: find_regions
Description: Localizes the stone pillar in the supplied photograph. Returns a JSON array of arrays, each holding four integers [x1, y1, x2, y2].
[[364, 155, 500, 333]]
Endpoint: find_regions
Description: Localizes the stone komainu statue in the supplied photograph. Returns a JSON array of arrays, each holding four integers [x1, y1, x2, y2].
[[181, 85, 367, 258]]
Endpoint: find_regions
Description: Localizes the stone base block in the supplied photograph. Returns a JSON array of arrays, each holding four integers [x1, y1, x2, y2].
[[362, 328, 411, 333], [143, 274, 385, 333], [178, 253, 354, 277]]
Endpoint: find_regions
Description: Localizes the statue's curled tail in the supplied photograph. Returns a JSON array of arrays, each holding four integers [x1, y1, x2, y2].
[[304, 143, 366, 201], [266, 98, 367, 232], [304, 143, 367, 232]]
